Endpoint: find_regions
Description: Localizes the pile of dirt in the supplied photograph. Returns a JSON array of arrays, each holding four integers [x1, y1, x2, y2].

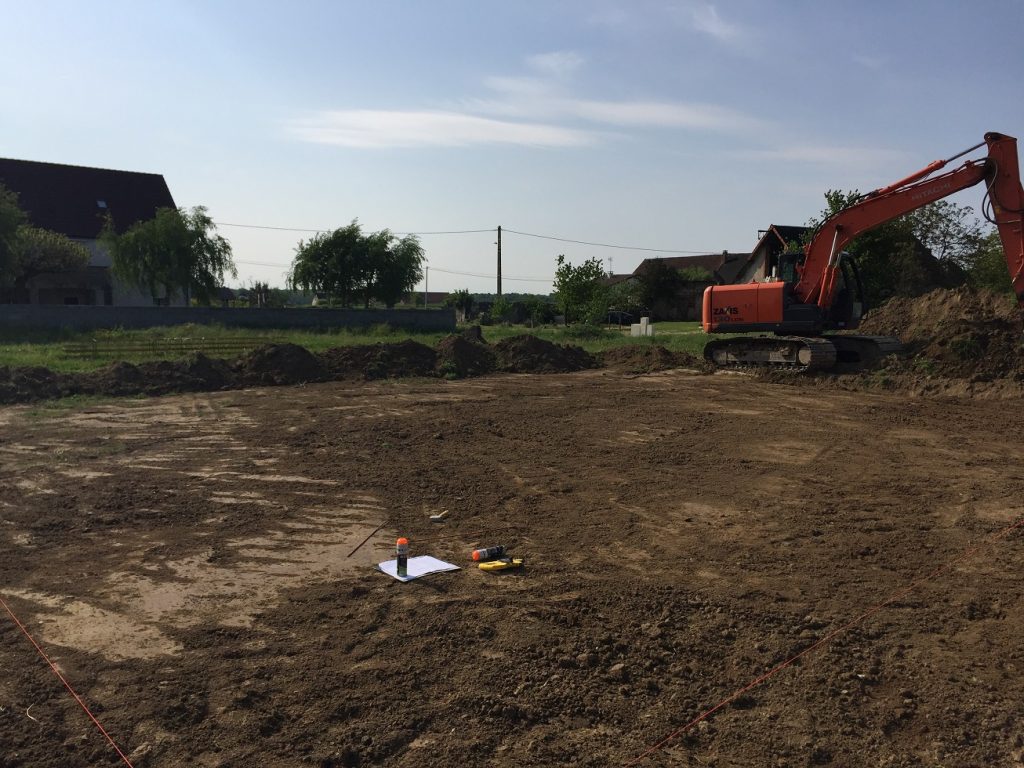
[[0, 333, 693, 406], [233, 343, 330, 386], [319, 340, 437, 380], [493, 334, 597, 373], [0, 365, 63, 402], [83, 358, 230, 397], [600, 345, 705, 374], [858, 287, 1024, 381], [434, 334, 496, 378]]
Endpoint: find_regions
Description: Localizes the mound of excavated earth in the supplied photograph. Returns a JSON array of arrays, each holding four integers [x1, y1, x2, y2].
[[0, 333, 614, 405], [319, 340, 437, 380], [600, 345, 705, 374], [234, 343, 330, 386], [434, 334, 497, 378], [859, 287, 1024, 382], [493, 334, 597, 373]]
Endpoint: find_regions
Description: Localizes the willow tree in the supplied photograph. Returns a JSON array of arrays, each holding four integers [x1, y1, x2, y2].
[[289, 221, 424, 308], [289, 221, 366, 307], [102, 206, 235, 304]]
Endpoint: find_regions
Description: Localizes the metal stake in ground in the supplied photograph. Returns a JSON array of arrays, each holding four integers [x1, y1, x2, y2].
[[347, 519, 390, 558]]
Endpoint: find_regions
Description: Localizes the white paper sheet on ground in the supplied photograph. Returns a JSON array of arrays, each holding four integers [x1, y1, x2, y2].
[[378, 555, 460, 582]]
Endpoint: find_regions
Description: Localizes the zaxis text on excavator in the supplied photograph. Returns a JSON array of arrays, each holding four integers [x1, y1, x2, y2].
[[702, 131, 1024, 372]]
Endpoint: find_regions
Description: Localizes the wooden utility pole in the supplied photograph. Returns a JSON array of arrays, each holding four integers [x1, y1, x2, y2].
[[496, 225, 502, 297]]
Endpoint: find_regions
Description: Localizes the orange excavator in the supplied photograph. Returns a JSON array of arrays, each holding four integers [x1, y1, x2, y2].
[[702, 132, 1024, 371]]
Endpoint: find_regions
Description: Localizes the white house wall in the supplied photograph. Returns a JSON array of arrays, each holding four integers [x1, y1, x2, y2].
[[75, 238, 188, 307]]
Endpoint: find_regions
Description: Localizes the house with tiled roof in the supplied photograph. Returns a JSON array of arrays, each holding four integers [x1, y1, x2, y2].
[[0, 158, 182, 306], [633, 251, 753, 286], [734, 225, 809, 284], [629, 252, 753, 320]]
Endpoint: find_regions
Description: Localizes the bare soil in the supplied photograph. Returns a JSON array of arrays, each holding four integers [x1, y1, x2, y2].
[[1, 368, 1023, 767]]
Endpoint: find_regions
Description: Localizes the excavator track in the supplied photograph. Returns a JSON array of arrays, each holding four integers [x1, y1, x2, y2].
[[829, 335, 903, 373], [703, 336, 837, 372], [703, 335, 901, 373]]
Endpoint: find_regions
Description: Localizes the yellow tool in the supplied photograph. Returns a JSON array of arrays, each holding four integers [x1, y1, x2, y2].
[[478, 557, 524, 572]]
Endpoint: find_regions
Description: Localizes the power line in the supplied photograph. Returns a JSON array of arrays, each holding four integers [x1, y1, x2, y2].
[[216, 221, 496, 236], [428, 266, 550, 283], [502, 227, 714, 254], [232, 260, 552, 283], [233, 259, 293, 268], [216, 219, 718, 254]]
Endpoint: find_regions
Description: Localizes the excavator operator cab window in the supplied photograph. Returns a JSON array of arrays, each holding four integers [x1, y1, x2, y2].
[[828, 252, 866, 328], [778, 252, 804, 286]]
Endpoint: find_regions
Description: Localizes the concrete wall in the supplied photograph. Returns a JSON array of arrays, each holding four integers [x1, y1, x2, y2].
[[0, 305, 456, 332]]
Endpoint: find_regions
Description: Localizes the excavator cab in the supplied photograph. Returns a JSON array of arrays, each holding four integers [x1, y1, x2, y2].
[[826, 253, 866, 330], [777, 250, 865, 330]]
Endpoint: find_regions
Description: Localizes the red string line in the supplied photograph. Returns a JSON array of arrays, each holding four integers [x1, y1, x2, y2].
[[0, 594, 135, 768]]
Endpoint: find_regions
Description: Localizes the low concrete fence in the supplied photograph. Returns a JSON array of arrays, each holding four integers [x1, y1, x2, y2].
[[0, 305, 456, 333]]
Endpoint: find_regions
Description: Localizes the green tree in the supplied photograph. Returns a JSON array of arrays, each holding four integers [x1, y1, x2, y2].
[[607, 279, 643, 313], [805, 190, 965, 308], [102, 206, 235, 304], [906, 200, 984, 268], [290, 221, 424, 308], [0, 184, 26, 285], [520, 296, 555, 326], [372, 233, 424, 308], [637, 259, 687, 308], [445, 288, 475, 318], [964, 229, 1013, 293], [10, 227, 90, 292], [0, 184, 89, 295], [490, 295, 513, 322], [290, 220, 364, 307], [553, 254, 609, 324]]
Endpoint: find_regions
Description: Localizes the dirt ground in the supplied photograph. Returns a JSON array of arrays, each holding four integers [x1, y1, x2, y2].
[[1, 369, 1023, 767]]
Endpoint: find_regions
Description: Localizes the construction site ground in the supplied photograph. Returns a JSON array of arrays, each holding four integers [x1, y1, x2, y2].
[[1, 367, 1022, 767]]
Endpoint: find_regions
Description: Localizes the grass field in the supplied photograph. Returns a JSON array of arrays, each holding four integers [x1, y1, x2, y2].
[[0, 321, 709, 372]]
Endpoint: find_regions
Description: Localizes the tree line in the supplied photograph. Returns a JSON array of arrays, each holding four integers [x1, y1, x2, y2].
[[2, 183, 426, 309]]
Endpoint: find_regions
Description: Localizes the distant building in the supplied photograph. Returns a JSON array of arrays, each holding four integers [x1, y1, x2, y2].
[[398, 291, 449, 307], [631, 252, 752, 321], [633, 251, 753, 285], [734, 225, 808, 284], [0, 158, 182, 306]]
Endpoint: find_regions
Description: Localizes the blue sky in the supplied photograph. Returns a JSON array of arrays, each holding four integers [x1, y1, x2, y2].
[[2, 0, 1023, 293]]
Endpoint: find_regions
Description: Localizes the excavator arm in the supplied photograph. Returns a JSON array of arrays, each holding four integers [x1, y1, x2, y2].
[[800, 132, 1024, 309]]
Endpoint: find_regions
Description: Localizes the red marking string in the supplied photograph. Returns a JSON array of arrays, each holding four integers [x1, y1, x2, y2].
[[625, 515, 1024, 766], [0, 594, 135, 768]]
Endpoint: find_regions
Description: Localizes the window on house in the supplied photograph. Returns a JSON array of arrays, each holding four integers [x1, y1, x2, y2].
[[96, 200, 107, 209]]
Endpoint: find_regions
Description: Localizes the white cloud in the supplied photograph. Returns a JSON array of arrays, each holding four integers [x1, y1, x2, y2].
[[733, 144, 908, 169], [288, 51, 764, 150], [687, 2, 746, 46], [526, 51, 585, 79], [569, 99, 755, 130], [287, 110, 596, 149]]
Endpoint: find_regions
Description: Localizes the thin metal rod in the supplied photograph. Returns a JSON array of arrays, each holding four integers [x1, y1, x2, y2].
[[945, 140, 986, 165], [347, 519, 390, 558]]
